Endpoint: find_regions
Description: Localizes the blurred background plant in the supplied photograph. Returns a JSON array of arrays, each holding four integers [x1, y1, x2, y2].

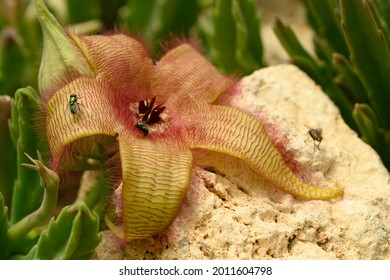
[[274, 0, 390, 170], [1, 0, 389, 259]]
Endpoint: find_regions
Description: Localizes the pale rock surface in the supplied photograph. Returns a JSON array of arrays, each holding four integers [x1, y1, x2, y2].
[[95, 65, 390, 260]]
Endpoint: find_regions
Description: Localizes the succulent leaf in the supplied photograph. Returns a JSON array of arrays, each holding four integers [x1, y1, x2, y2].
[[232, 0, 264, 71], [0, 193, 9, 259], [341, 0, 390, 128], [210, 0, 238, 73], [274, 17, 315, 63], [82, 171, 110, 222], [25, 203, 100, 260], [332, 53, 367, 103], [375, 0, 390, 31], [368, 0, 390, 48], [66, 0, 98, 23], [0, 95, 16, 208], [313, 36, 336, 67], [208, 0, 265, 75], [8, 87, 46, 224], [303, 0, 349, 57], [353, 103, 381, 147], [0, 28, 29, 95], [236, 0, 265, 67]]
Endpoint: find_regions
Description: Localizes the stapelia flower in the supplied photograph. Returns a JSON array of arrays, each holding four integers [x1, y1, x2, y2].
[[35, 0, 342, 241]]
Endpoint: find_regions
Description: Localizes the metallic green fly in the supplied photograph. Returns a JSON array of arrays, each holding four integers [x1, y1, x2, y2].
[[69, 94, 80, 114], [135, 121, 149, 136]]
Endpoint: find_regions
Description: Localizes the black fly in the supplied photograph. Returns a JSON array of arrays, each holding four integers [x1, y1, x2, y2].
[[308, 128, 323, 150]]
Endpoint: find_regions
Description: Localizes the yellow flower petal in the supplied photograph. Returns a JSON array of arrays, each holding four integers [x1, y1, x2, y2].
[[184, 105, 343, 200], [153, 44, 234, 108], [72, 34, 154, 99], [118, 134, 192, 241], [46, 78, 118, 167]]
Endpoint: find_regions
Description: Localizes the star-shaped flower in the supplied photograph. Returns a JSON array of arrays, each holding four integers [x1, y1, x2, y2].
[[35, 0, 342, 241]]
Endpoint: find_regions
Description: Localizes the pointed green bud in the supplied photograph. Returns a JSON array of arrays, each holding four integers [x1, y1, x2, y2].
[[21, 151, 59, 192], [34, 0, 94, 96], [8, 151, 59, 243]]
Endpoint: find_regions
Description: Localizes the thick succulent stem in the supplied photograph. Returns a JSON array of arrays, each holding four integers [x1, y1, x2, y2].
[[9, 87, 46, 224]]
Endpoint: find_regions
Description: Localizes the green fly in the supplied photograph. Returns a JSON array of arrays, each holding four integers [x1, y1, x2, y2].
[[69, 94, 80, 114], [135, 121, 149, 136]]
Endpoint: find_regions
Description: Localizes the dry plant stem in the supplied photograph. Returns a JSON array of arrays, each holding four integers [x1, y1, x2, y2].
[[7, 152, 59, 243]]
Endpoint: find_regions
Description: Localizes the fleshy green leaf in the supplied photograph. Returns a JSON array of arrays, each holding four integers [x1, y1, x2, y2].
[[0, 95, 16, 208], [274, 17, 317, 63], [368, 0, 390, 49], [83, 171, 111, 223], [209, 0, 238, 73], [237, 0, 265, 67], [0, 193, 9, 259], [0, 28, 29, 96], [232, 0, 264, 71], [353, 102, 390, 167], [332, 53, 367, 103], [341, 0, 390, 127], [312, 35, 335, 67], [9, 87, 47, 224], [375, 0, 390, 33], [353, 103, 382, 148], [303, 0, 349, 57], [25, 203, 101, 260], [208, 0, 265, 75], [66, 0, 98, 23]]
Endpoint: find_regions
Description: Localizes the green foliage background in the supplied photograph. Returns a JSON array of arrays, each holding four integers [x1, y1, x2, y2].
[[275, 0, 390, 169]]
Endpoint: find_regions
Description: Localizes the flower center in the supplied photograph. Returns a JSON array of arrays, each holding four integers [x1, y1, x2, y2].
[[138, 96, 165, 125], [135, 97, 165, 136]]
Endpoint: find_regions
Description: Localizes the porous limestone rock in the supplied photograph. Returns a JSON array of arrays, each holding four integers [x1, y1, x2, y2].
[[95, 65, 390, 260]]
